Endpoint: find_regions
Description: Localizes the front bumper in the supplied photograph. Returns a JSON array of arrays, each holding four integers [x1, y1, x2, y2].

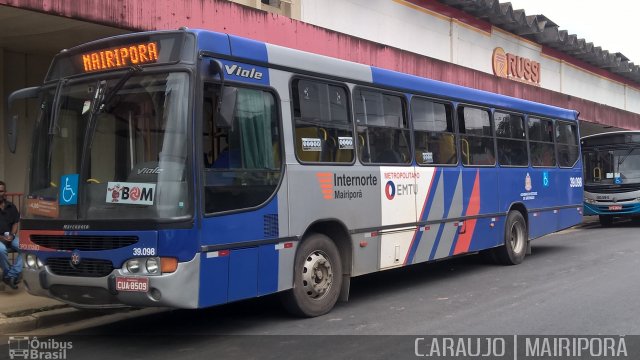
[[22, 254, 201, 309], [583, 202, 640, 216]]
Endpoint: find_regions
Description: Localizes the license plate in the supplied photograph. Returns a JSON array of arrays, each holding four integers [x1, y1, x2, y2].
[[608, 205, 622, 211], [115, 277, 149, 292]]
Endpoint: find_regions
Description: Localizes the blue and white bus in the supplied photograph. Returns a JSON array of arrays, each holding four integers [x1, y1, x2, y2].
[[582, 131, 640, 226], [9, 29, 583, 317]]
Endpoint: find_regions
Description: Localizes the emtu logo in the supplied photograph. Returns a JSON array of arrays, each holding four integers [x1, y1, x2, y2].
[[385, 181, 396, 200], [316, 173, 334, 199]]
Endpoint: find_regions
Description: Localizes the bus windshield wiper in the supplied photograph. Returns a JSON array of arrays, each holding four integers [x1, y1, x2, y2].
[[617, 146, 637, 167], [96, 65, 142, 113]]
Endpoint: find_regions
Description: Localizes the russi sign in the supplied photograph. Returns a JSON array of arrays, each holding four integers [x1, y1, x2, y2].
[[492, 47, 540, 85]]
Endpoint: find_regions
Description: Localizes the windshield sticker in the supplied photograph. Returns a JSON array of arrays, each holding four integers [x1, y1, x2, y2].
[[26, 196, 59, 218], [59, 174, 79, 205], [338, 137, 354, 150], [106, 182, 155, 205], [302, 138, 322, 152], [422, 152, 434, 164]]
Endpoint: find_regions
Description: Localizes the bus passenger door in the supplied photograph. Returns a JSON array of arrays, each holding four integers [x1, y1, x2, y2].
[[379, 166, 418, 269]]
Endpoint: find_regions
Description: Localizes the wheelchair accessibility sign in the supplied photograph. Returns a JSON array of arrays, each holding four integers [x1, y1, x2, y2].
[[60, 174, 79, 205]]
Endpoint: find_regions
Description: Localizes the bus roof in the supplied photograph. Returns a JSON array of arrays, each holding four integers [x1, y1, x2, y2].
[[190, 29, 578, 122], [581, 131, 640, 147]]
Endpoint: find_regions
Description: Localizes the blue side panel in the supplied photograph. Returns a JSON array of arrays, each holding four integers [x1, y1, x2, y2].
[[201, 198, 279, 247], [498, 168, 537, 212], [478, 169, 499, 214], [257, 244, 279, 296], [228, 35, 269, 63], [558, 207, 582, 230], [371, 67, 576, 121], [468, 217, 501, 252], [529, 210, 557, 239], [198, 255, 229, 308], [228, 247, 259, 302], [157, 228, 200, 262], [193, 30, 231, 55]]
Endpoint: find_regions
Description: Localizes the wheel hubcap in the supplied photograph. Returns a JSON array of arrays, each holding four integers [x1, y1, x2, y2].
[[510, 221, 525, 254], [302, 250, 333, 300]]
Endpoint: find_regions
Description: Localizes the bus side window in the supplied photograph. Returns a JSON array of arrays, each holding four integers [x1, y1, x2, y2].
[[495, 111, 527, 167], [354, 88, 410, 165], [411, 97, 456, 165], [458, 106, 494, 166], [203, 85, 282, 214], [291, 79, 354, 163], [528, 117, 556, 167], [556, 121, 579, 168]]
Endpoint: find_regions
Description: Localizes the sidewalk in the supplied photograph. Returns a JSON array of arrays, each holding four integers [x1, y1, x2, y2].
[[0, 283, 64, 315], [0, 281, 162, 334], [0, 282, 72, 333]]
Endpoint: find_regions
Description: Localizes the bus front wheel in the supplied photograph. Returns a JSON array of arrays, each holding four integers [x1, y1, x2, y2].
[[282, 233, 342, 317], [599, 215, 613, 227], [492, 211, 527, 265]]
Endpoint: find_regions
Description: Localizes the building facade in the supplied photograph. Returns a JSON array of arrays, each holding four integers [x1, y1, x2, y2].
[[1, 0, 638, 194]]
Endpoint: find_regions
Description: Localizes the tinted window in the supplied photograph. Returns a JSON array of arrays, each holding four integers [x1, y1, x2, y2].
[[354, 89, 410, 164], [556, 121, 579, 167], [203, 86, 281, 213], [495, 112, 527, 166], [411, 97, 456, 165], [458, 106, 494, 166], [292, 79, 354, 163], [528, 117, 556, 167]]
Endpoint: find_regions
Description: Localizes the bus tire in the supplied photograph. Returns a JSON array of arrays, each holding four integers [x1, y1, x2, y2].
[[281, 233, 342, 317], [599, 215, 613, 227], [492, 211, 527, 265]]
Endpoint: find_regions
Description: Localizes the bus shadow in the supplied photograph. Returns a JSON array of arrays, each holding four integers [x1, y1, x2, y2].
[[68, 247, 573, 336]]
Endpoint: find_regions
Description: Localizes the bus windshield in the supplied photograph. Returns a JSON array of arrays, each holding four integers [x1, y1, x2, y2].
[[25, 72, 191, 221], [583, 147, 640, 185]]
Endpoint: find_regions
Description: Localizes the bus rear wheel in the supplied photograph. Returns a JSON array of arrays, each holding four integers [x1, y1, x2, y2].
[[492, 211, 527, 265], [282, 233, 342, 317]]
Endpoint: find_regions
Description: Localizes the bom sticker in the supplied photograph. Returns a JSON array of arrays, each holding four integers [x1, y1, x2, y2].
[[106, 182, 155, 205]]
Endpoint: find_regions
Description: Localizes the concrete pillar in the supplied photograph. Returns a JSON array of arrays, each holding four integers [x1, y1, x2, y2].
[[2, 51, 51, 194], [0, 49, 5, 183]]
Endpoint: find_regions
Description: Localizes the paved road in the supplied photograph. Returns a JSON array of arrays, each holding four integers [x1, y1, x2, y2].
[[7, 219, 640, 359]]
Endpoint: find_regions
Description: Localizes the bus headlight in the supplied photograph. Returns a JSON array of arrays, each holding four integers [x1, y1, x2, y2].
[[26, 254, 37, 269], [36, 257, 44, 269], [146, 258, 159, 274], [126, 259, 141, 273], [585, 198, 596, 204]]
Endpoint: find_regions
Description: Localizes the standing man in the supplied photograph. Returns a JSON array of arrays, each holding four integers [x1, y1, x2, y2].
[[0, 180, 22, 289]]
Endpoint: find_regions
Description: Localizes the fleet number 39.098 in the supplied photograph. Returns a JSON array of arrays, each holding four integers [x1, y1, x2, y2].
[[133, 247, 156, 256]]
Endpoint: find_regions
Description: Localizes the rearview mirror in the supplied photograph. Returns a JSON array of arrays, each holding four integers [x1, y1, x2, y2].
[[6, 86, 40, 153], [217, 86, 237, 129]]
